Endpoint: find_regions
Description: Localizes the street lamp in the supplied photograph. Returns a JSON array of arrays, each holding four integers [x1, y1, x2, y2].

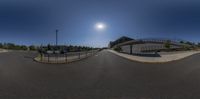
[[56, 29, 58, 46]]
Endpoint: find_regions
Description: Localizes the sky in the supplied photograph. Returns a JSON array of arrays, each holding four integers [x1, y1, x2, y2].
[[0, 0, 200, 47]]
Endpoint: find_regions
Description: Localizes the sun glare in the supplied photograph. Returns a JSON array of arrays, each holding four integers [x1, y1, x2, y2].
[[95, 23, 106, 30]]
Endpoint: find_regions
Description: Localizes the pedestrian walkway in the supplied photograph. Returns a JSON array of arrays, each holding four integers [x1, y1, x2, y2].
[[0, 49, 8, 53], [108, 49, 200, 63]]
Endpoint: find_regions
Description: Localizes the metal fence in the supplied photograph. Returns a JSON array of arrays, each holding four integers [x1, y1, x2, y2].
[[38, 50, 99, 63]]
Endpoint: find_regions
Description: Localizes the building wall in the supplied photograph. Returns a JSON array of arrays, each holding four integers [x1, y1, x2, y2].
[[121, 43, 182, 54], [135, 43, 165, 52], [121, 45, 131, 53]]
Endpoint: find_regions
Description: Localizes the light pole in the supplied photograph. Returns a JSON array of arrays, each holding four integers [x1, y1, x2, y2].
[[56, 29, 58, 46], [55, 29, 59, 62]]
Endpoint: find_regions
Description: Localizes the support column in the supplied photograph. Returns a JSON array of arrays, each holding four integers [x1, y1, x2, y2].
[[130, 45, 133, 54]]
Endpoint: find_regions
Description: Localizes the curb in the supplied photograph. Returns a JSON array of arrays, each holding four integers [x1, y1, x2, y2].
[[108, 50, 200, 64]]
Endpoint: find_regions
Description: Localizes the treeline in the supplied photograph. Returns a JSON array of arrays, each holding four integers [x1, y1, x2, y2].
[[0, 43, 99, 52], [179, 41, 200, 49], [40, 44, 99, 53], [0, 43, 37, 51], [179, 41, 196, 46]]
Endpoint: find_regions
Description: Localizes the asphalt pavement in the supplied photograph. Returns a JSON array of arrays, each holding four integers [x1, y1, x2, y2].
[[1, 50, 200, 99]]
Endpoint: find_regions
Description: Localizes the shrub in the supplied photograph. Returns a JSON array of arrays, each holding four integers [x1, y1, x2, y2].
[[114, 47, 122, 52], [164, 40, 171, 49]]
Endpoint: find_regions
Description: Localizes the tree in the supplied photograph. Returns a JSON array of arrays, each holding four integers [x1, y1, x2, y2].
[[7, 43, 15, 49], [20, 45, 28, 50], [180, 41, 184, 44], [198, 43, 200, 47], [0, 43, 3, 48], [164, 40, 171, 49], [114, 46, 122, 52], [47, 44, 51, 50], [186, 41, 193, 45], [29, 45, 36, 51]]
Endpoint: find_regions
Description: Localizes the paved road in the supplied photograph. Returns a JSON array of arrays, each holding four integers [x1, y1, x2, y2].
[[1, 50, 200, 99]]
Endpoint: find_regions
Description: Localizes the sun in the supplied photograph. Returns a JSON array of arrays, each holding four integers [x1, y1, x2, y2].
[[95, 23, 106, 30]]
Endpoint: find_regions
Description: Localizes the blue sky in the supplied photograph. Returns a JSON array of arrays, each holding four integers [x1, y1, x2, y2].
[[0, 0, 200, 47]]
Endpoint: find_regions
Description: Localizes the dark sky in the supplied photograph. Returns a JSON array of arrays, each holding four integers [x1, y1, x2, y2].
[[0, 0, 200, 47]]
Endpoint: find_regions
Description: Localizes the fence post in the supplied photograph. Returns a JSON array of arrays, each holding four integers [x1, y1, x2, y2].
[[48, 54, 49, 62], [56, 54, 58, 63], [130, 45, 133, 54], [40, 53, 43, 61], [55, 54, 57, 63], [65, 53, 67, 62], [79, 52, 80, 59]]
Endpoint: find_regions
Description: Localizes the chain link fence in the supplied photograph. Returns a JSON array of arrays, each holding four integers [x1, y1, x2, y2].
[[36, 50, 99, 63]]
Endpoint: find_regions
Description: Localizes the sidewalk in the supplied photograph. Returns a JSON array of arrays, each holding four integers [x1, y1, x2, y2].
[[0, 49, 8, 53], [108, 50, 200, 63]]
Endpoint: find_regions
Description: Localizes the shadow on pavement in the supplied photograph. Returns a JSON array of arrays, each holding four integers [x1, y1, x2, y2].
[[120, 52, 161, 57], [131, 53, 161, 57]]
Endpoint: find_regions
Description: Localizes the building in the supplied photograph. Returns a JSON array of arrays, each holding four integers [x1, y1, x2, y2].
[[108, 36, 133, 48], [109, 37, 192, 54]]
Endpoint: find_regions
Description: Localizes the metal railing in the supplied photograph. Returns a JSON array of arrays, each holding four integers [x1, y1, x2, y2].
[[38, 50, 99, 63]]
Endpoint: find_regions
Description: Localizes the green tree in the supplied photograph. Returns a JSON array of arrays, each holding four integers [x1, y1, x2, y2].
[[186, 41, 193, 45], [7, 43, 15, 49], [198, 43, 200, 47], [21, 45, 28, 50], [180, 41, 184, 43], [0, 43, 3, 48], [164, 40, 171, 49], [47, 44, 51, 50], [114, 46, 122, 52], [29, 45, 36, 51]]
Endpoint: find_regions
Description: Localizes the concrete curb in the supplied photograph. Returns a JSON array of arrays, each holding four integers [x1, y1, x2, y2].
[[108, 50, 200, 63], [0, 49, 8, 53]]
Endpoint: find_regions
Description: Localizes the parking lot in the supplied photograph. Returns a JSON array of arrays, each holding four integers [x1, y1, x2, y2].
[[1, 50, 200, 98]]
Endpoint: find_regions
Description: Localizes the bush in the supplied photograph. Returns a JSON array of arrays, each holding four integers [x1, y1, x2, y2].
[[164, 40, 171, 49], [114, 47, 122, 52], [29, 45, 36, 51]]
